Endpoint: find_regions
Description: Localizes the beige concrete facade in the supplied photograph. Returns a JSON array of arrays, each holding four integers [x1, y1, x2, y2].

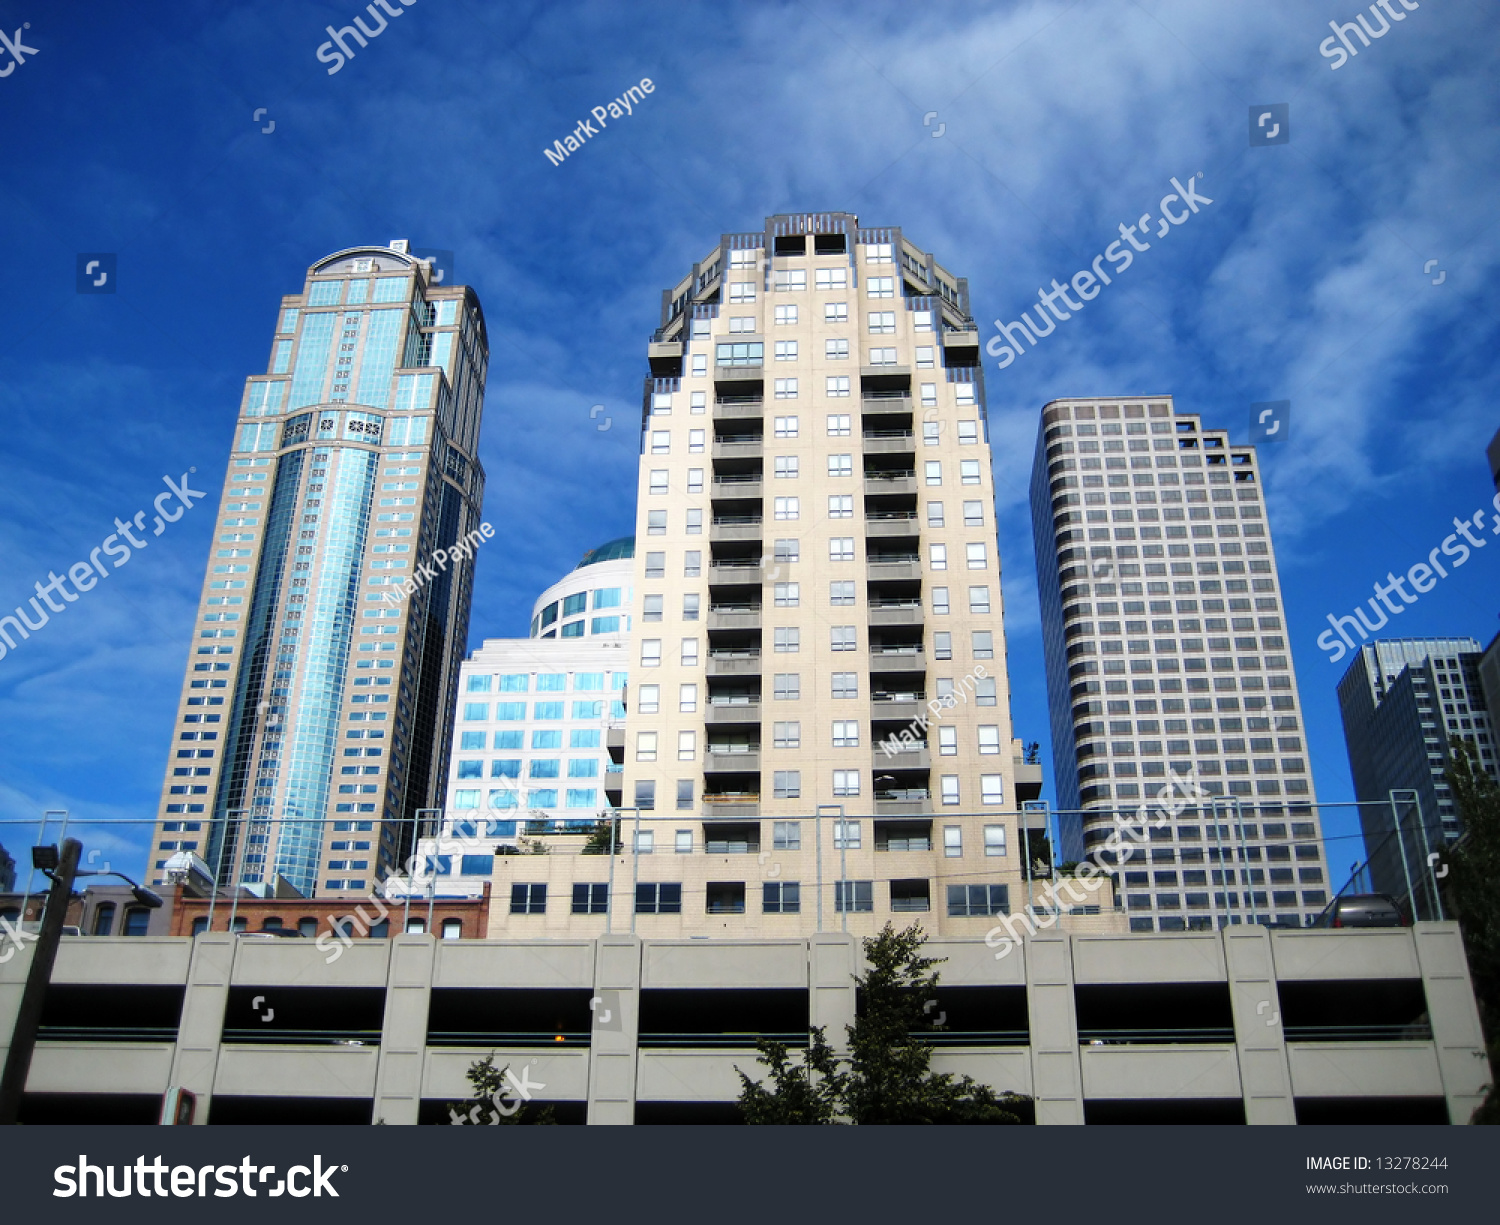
[[0, 925, 1486, 1124]]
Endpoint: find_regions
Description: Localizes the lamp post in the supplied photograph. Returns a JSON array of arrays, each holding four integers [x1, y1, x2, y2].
[[0, 839, 163, 1123]]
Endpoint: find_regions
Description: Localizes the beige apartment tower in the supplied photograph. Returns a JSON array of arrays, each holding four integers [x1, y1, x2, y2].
[[541, 211, 1049, 940]]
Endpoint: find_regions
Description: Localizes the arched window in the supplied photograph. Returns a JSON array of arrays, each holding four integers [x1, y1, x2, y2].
[[261, 917, 284, 932], [92, 903, 117, 936], [333, 916, 356, 939], [405, 917, 425, 934], [369, 919, 390, 939], [191, 917, 209, 936], [123, 908, 151, 936], [441, 918, 462, 940], [297, 918, 318, 938]]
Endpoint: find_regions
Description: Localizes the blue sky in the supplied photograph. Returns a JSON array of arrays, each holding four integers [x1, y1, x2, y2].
[[0, 0, 1496, 887]]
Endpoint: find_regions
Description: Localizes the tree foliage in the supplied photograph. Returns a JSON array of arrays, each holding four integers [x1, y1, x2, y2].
[[737, 923, 1029, 1124], [1443, 737, 1500, 1122], [445, 1053, 554, 1125]]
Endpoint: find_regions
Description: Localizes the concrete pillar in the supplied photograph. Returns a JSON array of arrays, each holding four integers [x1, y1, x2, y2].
[[1223, 925, 1295, 1124], [586, 934, 640, 1124], [808, 933, 857, 1049], [1025, 933, 1083, 1124], [163, 933, 235, 1123], [1412, 921, 1489, 1124], [373, 935, 434, 1125]]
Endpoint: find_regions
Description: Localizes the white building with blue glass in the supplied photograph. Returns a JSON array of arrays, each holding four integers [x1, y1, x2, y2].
[[401, 542, 633, 899]]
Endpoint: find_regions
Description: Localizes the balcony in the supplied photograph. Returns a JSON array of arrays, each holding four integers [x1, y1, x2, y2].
[[711, 475, 763, 500], [874, 790, 932, 816], [648, 340, 683, 377], [869, 646, 925, 675], [706, 700, 762, 726], [708, 604, 762, 631], [713, 437, 763, 460], [714, 364, 764, 385], [867, 556, 921, 581], [709, 516, 763, 544], [862, 430, 915, 456], [871, 692, 926, 722], [704, 748, 761, 773], [1014, 754, 1044, 804], [707, 650, 762, 678], [862, 392, 913, 413], [708, 560, 764, 585], [942, 325, 980, 362], [873, 746, 931, 770], [860, 364, 911, 380], [713, 396, 763, 420], [868, 600, 923, 627], [864, 472, 917, 497], [864, 512, 919, 539], [703, 795, 760, 817]]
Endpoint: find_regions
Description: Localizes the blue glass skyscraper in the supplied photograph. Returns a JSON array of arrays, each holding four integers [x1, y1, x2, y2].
[[149, 241, 487, 899]]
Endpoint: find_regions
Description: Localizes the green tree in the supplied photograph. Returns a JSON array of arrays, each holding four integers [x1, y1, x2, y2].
[[1442, 737, 1500, 1122], [446, 1053, 554, 1125], [737, 923, 1029, 1124], [582, 817, 623, 855], [736, 1026, 845, 1123]]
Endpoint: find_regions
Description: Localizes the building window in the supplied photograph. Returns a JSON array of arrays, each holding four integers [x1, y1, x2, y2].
[[774, 673, 801, 700], [830, 581, 856, 606], [925, 460, 942, 486], [975, 677, 997, 706], [828, 456, 853, 479], [934, 631, 952, 661], [868, 311, 896, 334], [635, 883, 682, 914], [830, 537, 855, 562], [645, 552, 665, 578], [685, 551, 702, 577], [832, 672, 858, 699], [929, 543, 947, 571], [687, 468, 704, 493], [774, 341, 798, 362], [938, 725, 957, 756], [774, 269, 806, 292], [774, 581, 800, 607], [774, 415, 798, 438], [944, 826, 962, 858], [685, 510, 703, 536], [815, 268, 847, 289], [773, 721, 801, 749], [868, 347, 898, 366], [932, 587, 950, 615], [984, 823, 1007, 854], [728, 316, 756, 334], [676, 826, 693, 849], [827, 414, 851, 436], [510, 883, 547, 915], [680, 683, 698, 713], [941, 775, 960, 805], [927, 501, 944, 527], [774, 627, 800, 653], [958, 421, 979, 445], [826, 376, 851, 398], [968, 586, 991, 614], [651, 430, 670, 454], [640, 639, 661, 667], [960, 459, 981, 485], [774, 770, 801, 799], [826, 338, 849, 359], [832, 720, 860, 748], [774, 304, 797, 324], [833, 769, 860, 796], [774, 378, 798, 399], [947, 884, 1009, 917], [678, 730, 697, 761], [773, 821, 801, 850], [963, 500, 985, 527], [774, 456, 799, 478], [831, 626, 857, 652], [966, 543, 988, 570], [835, 881, 874, 912], [972, 631, 994, 659], [649, 470, 668, 494], [636, 732, 658, 762], [91, 903, 116, 936], [680, 638, 699, 666], [774, 496, 800, 521], [637, 684, 660, 714], [647, 510, 667, 536], [978, 725, 1001, 755], [867, 277, 895, 299], [825, 302, 848, 322], [763, 881, 801, 913], [572, 883, 608, 914]]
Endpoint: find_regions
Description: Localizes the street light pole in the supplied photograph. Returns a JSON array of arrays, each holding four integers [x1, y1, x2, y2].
[[0, 838, 81, 1124]]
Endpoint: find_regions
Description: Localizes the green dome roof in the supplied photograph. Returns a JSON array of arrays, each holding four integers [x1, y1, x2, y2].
[[575, 536, 635, 569]]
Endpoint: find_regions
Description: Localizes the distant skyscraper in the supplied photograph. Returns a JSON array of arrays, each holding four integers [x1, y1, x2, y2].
[[1031, 397, 1329, 931], [1337, 638, 1497, 907], [0, 844, 14, 894], [148, 241, 488, 898]]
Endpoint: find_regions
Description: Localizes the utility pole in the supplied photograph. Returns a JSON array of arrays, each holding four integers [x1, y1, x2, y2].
[[0, 838, 81, 1124]]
